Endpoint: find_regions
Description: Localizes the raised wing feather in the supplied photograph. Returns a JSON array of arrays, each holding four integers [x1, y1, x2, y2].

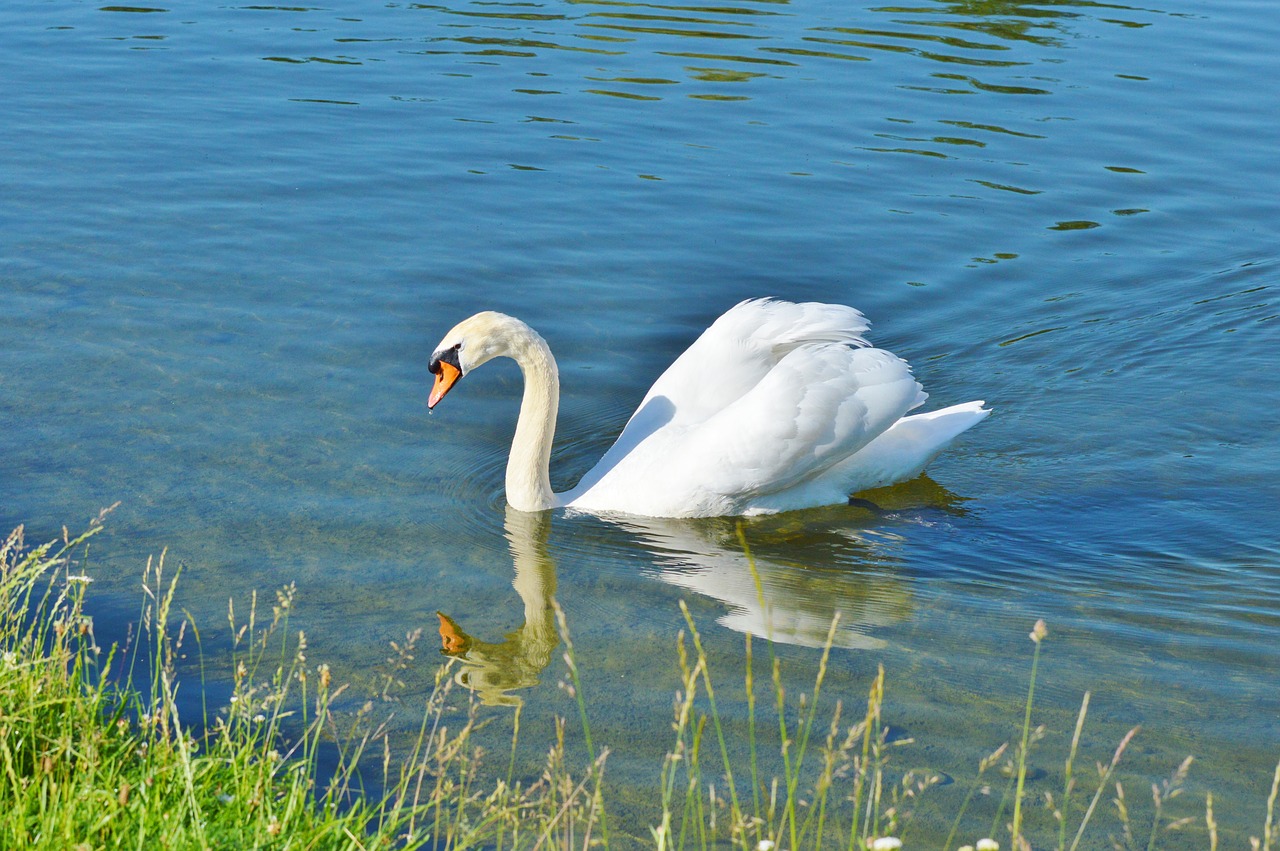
[[571, 300, 873, 498], [674, 345, 924, 508], [637, 298, 871, 427], [568, 343, 925, 516]]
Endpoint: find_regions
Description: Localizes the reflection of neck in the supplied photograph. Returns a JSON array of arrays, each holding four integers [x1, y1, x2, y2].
[[505, 507, 557, 644], [506, 326, 560, 512], [444, 509, 560, 707]]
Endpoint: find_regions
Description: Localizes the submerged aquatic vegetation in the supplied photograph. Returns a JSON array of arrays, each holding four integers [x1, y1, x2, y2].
[[3, 514, 1279, 849]]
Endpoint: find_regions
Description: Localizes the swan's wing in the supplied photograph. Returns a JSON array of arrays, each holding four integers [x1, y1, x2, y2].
[[573, 300, 874, 495], [636, 298, 872, 428], [566, 343, 927, 516], [670, 344, 926, 506]]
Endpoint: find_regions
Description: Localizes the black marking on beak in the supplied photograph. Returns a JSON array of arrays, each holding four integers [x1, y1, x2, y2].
[[429, 344, 462, 376]]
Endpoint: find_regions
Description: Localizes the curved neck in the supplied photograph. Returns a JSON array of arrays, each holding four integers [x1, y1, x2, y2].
[[505, 324, 561, 512]]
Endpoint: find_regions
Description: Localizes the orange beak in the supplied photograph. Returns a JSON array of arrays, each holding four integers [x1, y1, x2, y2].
[[429, 360, 461, 409]]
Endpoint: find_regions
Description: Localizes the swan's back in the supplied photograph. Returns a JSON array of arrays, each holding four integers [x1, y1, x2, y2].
[[562, 298, 988, 517]]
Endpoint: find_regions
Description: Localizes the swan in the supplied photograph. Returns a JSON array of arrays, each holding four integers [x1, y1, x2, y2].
[[428, 298, 989, 518]]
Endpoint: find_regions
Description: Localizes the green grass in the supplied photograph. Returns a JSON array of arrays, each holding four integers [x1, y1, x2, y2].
[[3, 513, 1279, 850], [1, 512, 607, 850]]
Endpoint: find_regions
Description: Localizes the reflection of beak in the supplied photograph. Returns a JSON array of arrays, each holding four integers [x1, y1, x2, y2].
[[429, 361, 461, 409], [437, 611, 472, 655]]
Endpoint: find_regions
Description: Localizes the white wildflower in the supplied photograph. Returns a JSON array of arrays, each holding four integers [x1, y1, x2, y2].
[[2, 650, 17, 668], [872, 839, 903, 851], [756, 841, 775, 851], [977, 840, 1000, 851], [253, 713, 266, 723]]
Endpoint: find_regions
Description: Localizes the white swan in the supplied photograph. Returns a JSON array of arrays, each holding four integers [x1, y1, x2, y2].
[[428, 298, 989, 518]]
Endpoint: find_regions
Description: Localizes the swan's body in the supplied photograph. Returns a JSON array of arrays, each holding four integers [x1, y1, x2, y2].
[[428, 299, 988, 518]]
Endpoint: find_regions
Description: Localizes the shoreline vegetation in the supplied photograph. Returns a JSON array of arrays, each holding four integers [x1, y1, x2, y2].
[[2, 511, 1278, 850]]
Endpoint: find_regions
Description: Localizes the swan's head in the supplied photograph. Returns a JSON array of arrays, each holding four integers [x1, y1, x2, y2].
[[428, 311, 537, 409]]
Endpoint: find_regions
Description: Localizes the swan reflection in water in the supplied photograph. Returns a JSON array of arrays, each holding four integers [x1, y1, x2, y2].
[[626, 477, 970, 650], [437, 508, 559, 707], [437, 478, 968, 705]]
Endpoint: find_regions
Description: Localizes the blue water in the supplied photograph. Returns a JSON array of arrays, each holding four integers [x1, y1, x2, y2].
[[4, 0, 1279, 843]]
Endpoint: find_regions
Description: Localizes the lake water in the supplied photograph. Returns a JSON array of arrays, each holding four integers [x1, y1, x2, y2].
[[3, 0, 1278, 845]]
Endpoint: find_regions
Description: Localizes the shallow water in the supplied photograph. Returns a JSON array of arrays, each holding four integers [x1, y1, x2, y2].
[[3, 0, 1279, 844]]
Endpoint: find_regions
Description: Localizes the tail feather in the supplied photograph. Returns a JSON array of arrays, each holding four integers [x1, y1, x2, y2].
[[828, 400, 991, 495]]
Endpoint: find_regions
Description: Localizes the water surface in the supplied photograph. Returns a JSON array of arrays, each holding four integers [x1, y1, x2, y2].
[[3, 0, 1279, 844]]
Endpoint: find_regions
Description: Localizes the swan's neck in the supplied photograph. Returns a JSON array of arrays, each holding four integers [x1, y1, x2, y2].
[[506, 326, 560, 512]]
